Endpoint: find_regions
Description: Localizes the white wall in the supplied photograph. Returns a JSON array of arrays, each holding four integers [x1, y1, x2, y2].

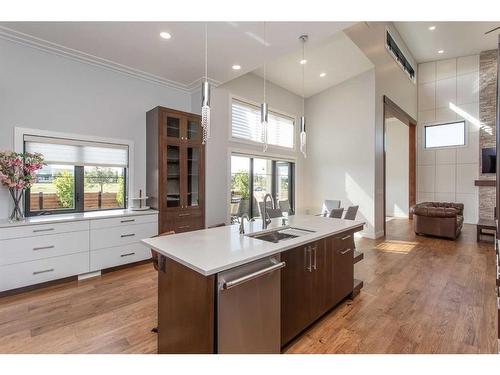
[[385, 118, 409, 218], [0, 38, 191, 219], [345, 22, 418, 237], [417, 55, 480, 224], [303, 70, 376, 237], [205, 73, 304, 227]]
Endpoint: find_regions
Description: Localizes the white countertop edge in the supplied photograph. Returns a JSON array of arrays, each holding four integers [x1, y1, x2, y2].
[[143, 220, 364, 276], [0, 209, 158, 228]]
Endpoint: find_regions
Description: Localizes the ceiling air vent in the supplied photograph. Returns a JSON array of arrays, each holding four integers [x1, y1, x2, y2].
[[385, 29, 416, 83]]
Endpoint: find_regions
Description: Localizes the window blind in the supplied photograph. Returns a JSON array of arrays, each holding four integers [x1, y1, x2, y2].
[[24, 135, 129, 167], [231, 99, 294, 148]]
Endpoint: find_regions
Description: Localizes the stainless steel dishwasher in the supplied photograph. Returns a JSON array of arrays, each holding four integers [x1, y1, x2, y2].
[[217, 255, 285, 354]]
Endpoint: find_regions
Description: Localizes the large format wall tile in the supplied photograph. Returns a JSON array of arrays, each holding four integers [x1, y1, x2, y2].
[[419, 62, 436, 84], [456, 163, 479, 194], [436, 77, 457, 108], [435, 148, 456, 165], [418, 82, 436, 111], [457, 55, 479, 75], [435, 165, 456, 193], [456, 192, 479, 224], [417, 165, 435, 192], [436, 59, 457, 80], [457, 72, 480, 105], [456, 131, 479, 164]]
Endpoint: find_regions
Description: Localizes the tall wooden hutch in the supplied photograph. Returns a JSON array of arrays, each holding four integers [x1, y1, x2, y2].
[[146, 107, 205, 234]]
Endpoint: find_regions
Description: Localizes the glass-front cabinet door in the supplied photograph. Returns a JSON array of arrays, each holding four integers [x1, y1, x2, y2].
[[185, 146, 202, 208], [163, 113, 182, 141], [186, 118, 201, 142], [165, 145, 181, 208]]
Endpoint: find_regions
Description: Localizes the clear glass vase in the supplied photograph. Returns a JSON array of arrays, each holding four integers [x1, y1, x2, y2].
[[9, 188, 25, 222]]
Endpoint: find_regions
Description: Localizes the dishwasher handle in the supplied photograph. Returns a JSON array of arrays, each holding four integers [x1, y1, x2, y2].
[[222, 260, 286, 290]]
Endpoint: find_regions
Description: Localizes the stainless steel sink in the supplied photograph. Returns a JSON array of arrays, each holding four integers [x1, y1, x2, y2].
[[246, 227, 316, 243]]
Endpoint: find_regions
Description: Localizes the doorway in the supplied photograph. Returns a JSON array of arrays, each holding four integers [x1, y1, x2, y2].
[[383, 96, 417, 236]]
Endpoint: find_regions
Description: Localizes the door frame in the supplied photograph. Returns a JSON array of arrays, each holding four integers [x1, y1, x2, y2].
[[383, 95, 417, 236]]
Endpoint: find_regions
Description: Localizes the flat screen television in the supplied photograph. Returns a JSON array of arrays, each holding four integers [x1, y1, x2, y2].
[[482, 147, 496, 174]]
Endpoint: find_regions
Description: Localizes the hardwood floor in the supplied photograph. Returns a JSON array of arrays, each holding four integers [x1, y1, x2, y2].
[[0, 219, 497, 354]]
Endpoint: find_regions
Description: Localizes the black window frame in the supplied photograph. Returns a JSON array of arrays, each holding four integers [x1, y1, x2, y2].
[[424, 120, 466, 149], [25, 164, 127, 217], [230, 155, 295, 220]]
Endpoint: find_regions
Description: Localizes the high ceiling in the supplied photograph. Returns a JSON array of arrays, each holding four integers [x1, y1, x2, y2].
[[394, 22, 500, 63], [0, 22, 352, 91], [253, 31, 373, 98]]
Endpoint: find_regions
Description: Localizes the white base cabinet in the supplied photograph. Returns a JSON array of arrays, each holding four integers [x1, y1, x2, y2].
[[0, 210, 158, 293]]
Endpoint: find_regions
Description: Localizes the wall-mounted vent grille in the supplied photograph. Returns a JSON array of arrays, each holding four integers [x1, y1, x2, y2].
[[385, 29, 416, 83]]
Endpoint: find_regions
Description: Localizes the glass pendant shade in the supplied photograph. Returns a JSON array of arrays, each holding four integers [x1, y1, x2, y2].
[[201, 80, 211, 144], [261, 102, 269, 152], [300, 116, 307, 158]]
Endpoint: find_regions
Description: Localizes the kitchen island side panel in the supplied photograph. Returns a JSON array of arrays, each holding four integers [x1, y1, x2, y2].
[[157, 257, 215, 354]]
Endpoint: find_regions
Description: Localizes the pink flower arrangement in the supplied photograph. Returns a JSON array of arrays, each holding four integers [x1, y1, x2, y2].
[[0, 151, 45, 191]]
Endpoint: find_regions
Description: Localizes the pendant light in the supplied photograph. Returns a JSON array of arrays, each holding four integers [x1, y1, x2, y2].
[[201, 23, 211, 144], [299, 34, 308, 158], [261, 22, 269, 152]]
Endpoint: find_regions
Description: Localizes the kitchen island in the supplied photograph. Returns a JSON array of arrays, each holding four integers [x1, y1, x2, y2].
[[142, 214, 364, 354]]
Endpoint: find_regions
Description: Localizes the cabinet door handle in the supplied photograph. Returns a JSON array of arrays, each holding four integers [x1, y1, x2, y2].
[[120, 233, 136, 238], [33, 228, 55, 233], [120, 219, 135, 223], [313, 245, 317, 270], [120, 252, 136, 257], [178, 225, 190, 229], [304, 246, 311, 272], [339, 248, 352, 255], [33, 268, 54, 275], [33, 245, 55, 251], [179, 213, 190, 217], [340, 235, 352, 241]]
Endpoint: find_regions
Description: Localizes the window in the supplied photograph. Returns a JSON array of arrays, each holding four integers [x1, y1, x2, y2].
[[24, 135, 128, 216], [386, 29, 416, 83], [424, 121, 466, 149], [231, 99, 294, 148], [230, 154, 294, 220]]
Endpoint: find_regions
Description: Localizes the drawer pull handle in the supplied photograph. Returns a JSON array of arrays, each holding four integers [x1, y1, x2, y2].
[[178, 225, 190, 229], [33, 268, 54, 275], [33, 245, 55, 251], [340, 235, 352, 241], [120, 219, 136, 223], [178, 213, 190, 217], [120, 233, 136, 238], [121, 252, 136, 257], [339, 248, 352, 255], [33, 228, 55, 233]]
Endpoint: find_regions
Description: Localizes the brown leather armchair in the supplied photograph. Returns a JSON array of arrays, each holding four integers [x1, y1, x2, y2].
[[410, 202, 464, 239]]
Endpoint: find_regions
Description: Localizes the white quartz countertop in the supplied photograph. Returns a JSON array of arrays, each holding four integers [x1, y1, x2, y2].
[[142, 215, 364, 276], [0, 209, 158, 228]]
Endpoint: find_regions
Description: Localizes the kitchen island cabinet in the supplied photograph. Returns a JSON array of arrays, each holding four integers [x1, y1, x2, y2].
[[143, 215, 364, 354]]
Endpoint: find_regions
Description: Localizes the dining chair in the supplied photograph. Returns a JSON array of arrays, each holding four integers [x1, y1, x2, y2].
[[329, 208, 344, 219], [279, 200, 291, 215], [322, 200, 341, 217], [344, 205, 359, 220]]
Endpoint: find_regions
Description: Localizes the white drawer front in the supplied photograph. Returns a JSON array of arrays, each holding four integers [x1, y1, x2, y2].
[[90, 243, 151, 271], [0, 252, 89, 292], [0, 221, 89, 241], [90, 222, 157, 250], [0, 230, 89, 266], [89, 214, 158, 230]]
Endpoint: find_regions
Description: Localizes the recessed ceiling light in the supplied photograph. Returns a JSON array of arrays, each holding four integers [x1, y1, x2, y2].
[[428, 26, 436, 31], [160, 32, 172, 40], [320, 72, 326, 77], [438, 50, 444, 54], [232, 65, 241, 70], [299, 59, 307, 65]]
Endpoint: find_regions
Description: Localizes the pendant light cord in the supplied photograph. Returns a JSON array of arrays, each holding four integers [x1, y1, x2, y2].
[[204, 22, 208, 81], [301, 37, 305, 116], [263, 21, 267, 104]]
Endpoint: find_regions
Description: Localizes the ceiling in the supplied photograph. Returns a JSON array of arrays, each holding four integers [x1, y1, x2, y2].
[[253, 31, 373, 98], [0, 22, 352, 91], [394, 22, 500, 63]]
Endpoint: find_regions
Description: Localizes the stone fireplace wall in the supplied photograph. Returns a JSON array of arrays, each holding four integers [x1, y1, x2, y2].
[[479, 49, 498, 220]]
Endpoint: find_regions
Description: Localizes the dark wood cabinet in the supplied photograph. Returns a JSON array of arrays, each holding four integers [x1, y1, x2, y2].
[[281, 228, 360, 347], [146, 107, 205, 234], [333, 232, 355, 304]]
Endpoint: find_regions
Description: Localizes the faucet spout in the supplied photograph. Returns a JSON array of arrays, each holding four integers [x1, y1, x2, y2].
[[262, 193, 275, 230], [239, 214, 253, 234]]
